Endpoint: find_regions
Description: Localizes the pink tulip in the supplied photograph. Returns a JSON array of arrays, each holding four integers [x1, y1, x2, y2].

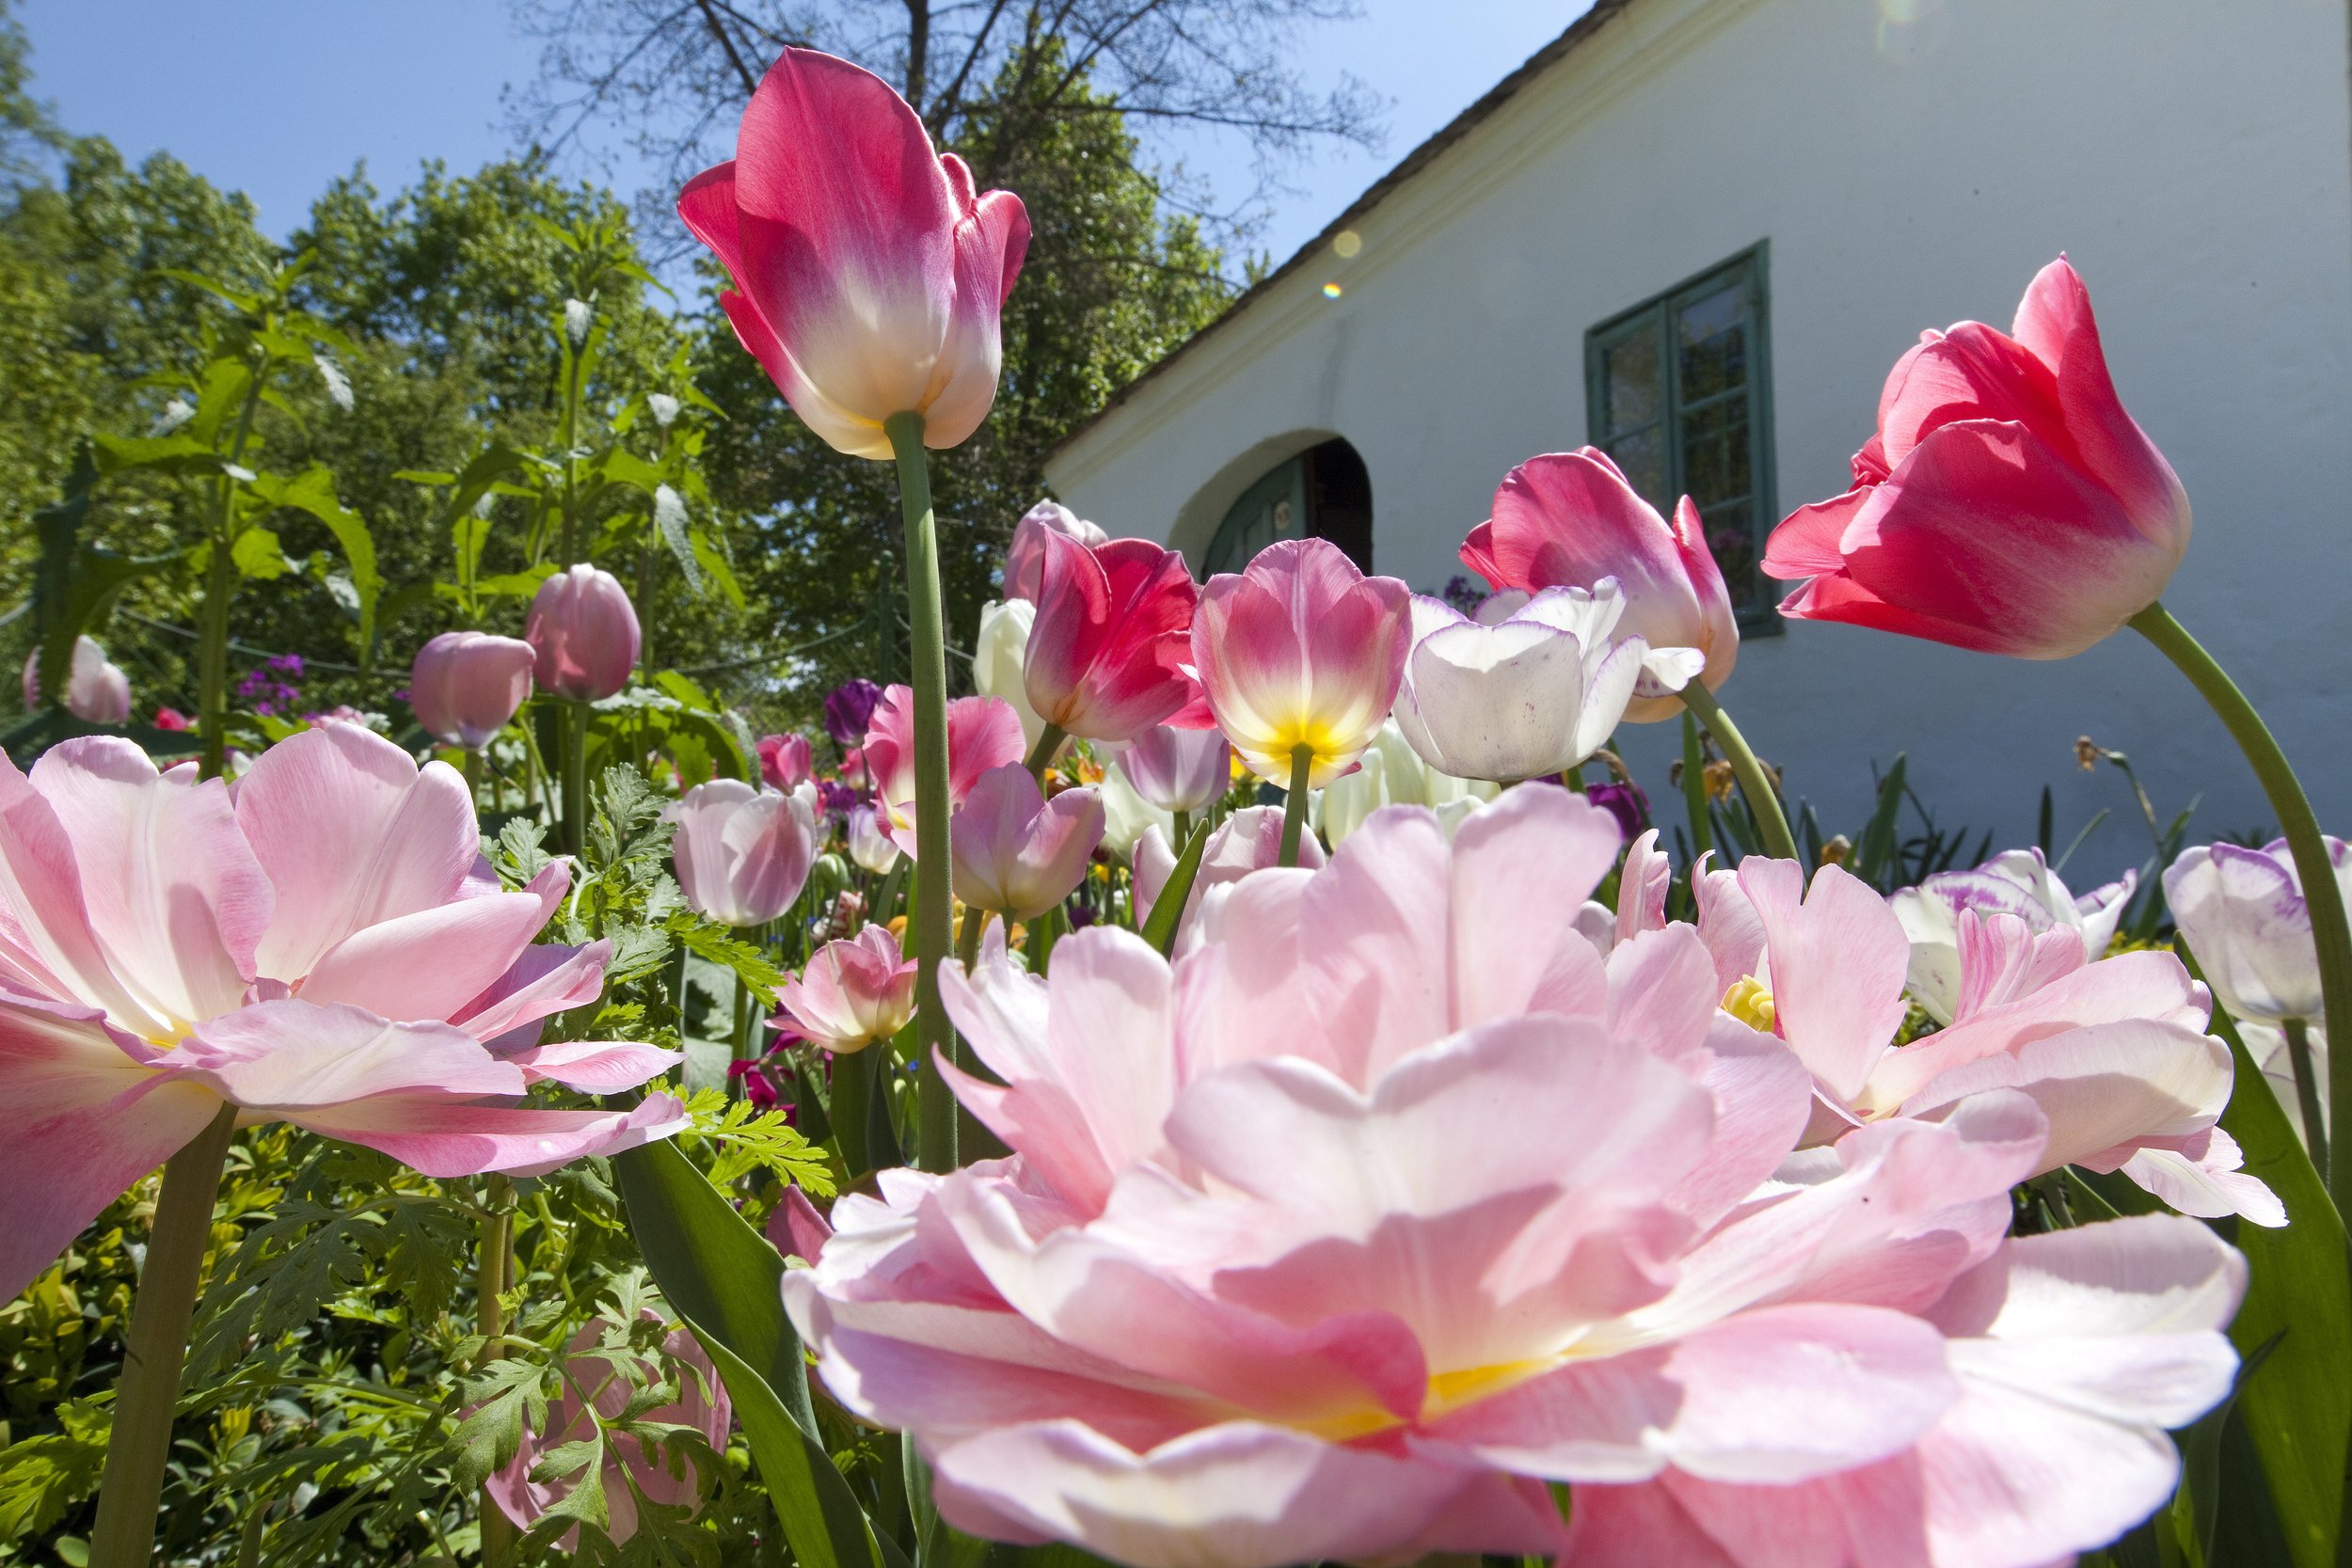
[[948, 765, 1104, 919], [22, 636, 132, 725], [526, 564, 641, 701], [784, 787, 2242, 1567], [1108, 723, 1232, 816], [777, 924, 916, 1053], [863, 684, 1025, 857], [758, 731, 814, 791], [1190, 538, 1413, 787], [1024, 531, 1206, 741], [0, 722, 687, 1301], [1764, 257, 2191, 658], [1459, 451, 1738, 722], [408, 630, 535, 749], [1131, 803, 1324, 953], [488, 1309, 731, 1546], [676, 48, 1030, 459], [1893, 847, 2137, 1024], [1003, 500, 1109, 603], [665, 780, 820, 927]]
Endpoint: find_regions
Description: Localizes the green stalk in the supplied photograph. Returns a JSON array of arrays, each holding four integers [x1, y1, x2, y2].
[[831, 1047, 872, 1177], [2285, 1017, 2330, 1181], [1025, 722, 1067, 784], [2131, 602, 2352, 1218], [563, 700, 590, 858], [461, 747, 484, 812], [958, 906, 988, 971], [729, 972, 755, 1100], [1277, 745, 1313, 868], [558, 343, 583, 568], [1680, 710, 1715, 863], [88, 1103, 237, 1568], [884, 412, 958, 1175], [196, 362, 266, 781], [1172, 808, 1193, 855], [1677, 683, 1797, 862], [475, 1174, 515, 1566]]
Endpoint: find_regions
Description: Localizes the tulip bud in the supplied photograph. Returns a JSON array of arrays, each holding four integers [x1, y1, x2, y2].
[[2165, 837, 2350, 1025], [758, 732, 814, 791], [22, 637, 132, 725], [525, 564, 640, 702], [775, 924, 917, 1054], [823, 678, 883, 748], [846, 802, 901, 875], [408, 630, 535, 750], [666, 780, 820, 927], [864, 685, 1025, 857], [973, 598, 1046, 750], [1024, 531, 1203, 742], [1105, 724, 1231, 816], [1002, 500, 1108, 604], [949, 764, 1104, 920]]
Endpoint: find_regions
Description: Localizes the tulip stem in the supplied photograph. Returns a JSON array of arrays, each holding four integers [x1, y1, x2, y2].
[[958, 906, 987, 971], [89, 1103, 236, 1568], [1278, 745, 1313, 868], [563, 701, 590, 858], [885, 411, 959, 1176], [462, 747, 484, 813], [1677, 685, 1796, 862], [1025, 722, 1066, 784], [474, 1174, 516, 1566], [1679, 711, 1715, 864], [1173, 809, 1193, 853], [2131, 601, 2352, 1216], [2285, 1018, 2330, 1181]]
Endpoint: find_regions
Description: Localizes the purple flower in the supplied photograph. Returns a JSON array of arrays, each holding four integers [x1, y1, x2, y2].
[[823, 678, 883, 747], [818, 779, 863, 820], [1585, 779, 1650, 842]]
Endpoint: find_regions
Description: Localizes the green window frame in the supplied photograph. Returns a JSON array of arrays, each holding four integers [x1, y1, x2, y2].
[[1583, 244, 1778, 631]]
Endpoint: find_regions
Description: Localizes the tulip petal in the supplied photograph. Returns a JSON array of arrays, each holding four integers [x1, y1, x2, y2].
[[500, 1038, 684, 1093], [451, 940, 612, 1047], [294, 891, 558, 1022], [1739, 859, 1909, 1103], [172, 999, 525, 1106], [291, 1089, 691, 1179]]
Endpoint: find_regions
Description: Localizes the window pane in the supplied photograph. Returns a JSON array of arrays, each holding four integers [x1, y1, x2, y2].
[[1677, 279, 1748, 403], [1679, 394, 1750, 509], [1605, 425, 1668, 512], [1698, 500, 1756, 614], [1603, 322, 1663, 436]]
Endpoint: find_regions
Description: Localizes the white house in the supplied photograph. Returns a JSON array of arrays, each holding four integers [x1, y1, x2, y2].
[[1042, 0, 2352, 878]]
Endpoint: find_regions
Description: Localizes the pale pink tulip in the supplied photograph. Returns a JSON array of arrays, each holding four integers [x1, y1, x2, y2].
[[408, 630, 535, 750], [488, 1309, 731, 1546], [1108, 723, 1232, 816], [1131, 803, 1322, 951], [527, 564, 641, 702], [863, 684, 1025, 857], [0, 723, 686, 1301], [2166, 836, 2350, 1025], [845, 802, 901, 875], [665, 780, 820, 927], [1004, 500, 1109, 604], [1191, 538, 1413, 788], [784, 787, 2241, 1567], [757, 732, 814, 791], [949, 765, 1104, 919], [22, 636, 132, 725], [777, 925, 916, 1053], [677, 48, 1030, 459], [1893, 847, 2137, 1023]]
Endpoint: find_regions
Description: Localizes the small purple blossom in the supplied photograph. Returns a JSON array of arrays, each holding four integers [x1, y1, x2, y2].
[[823, 678, 883, 747], [1585, 779, 1651, 842]]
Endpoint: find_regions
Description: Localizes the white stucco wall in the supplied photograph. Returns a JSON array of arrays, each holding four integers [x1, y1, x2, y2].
[[1046, 0, 2352, 882]]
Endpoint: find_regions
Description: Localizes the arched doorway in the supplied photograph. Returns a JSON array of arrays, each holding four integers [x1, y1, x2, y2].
[[1200, 438, 1373, 577]]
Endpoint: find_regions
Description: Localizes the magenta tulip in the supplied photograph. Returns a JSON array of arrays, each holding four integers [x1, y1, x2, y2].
[[408, 630, 535, 750], [777, 924, 917, 1054], [1764, 257, 2191, 657], [22, 636, 132, 725], [1025, 531, 1206, 741], [676, 48, 1030, 460], [758, 731, 814, 791], [526, 564, 640, 701], [863, 684, 1026, 857], [665, 780, 820, 927], [1190, 538, 1413, 787], [1459, 451, 1739, 722], [1108, 723, 1232, 816], [1003, 500, 1108, 604], [949, 764, 1104, 920], [0, 722, 687, 1300]]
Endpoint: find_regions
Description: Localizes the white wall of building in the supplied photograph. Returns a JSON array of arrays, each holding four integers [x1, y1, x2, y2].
[[1045, 0, 2352, 880]]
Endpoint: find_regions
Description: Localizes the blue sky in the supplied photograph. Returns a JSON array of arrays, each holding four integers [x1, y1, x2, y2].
[[16, 0, 1585, 279]]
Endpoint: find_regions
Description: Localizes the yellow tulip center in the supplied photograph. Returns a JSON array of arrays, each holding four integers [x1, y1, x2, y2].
[[1721, 975, 1777, 1034]]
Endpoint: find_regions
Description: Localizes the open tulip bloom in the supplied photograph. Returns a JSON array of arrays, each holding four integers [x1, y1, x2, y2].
[[949, 764, 1106, 922], [864, 685, 1027, 858], [784, 789, 2245, 1567], [1024, 530, 1208, 745], [0, 722, 686, 1302], [1893, 847, 2137, 1024]]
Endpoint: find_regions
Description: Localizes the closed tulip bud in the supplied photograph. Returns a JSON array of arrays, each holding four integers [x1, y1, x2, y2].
[[2166, 837, 2350, 1025], [407, 630, 535, 750], [846, 803, 900, 875], [1192, 538, 1413, 789], [1105, 723, 1231, 816], [677, 48, 1030, 459], [1002, 499, 1108, 604], [1461, 451, 1739, 722], [863, 684, 1025, 857], [823, 678, 883, 747], [949, 764, 1104, 919], [22, 636, 131, 725], [758, 732, 814, 791], [1766, 257, 2191, 657], [666, 780, 820, 927], [972, 597, 1047, 751], [776, 924, 917, 1054], [525, 564, 640, 701], [1025, 531, 1205, 742]]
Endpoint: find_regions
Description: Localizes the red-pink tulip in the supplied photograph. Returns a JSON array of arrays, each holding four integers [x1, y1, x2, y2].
[[1191, 538, 1413, 787], [949, 765, 1104, 920], [863, 684, 1026, 857], [408, 630, 535, 750], [1003, 500, 1108, 603], [758, 731, 813, 791], [1764, 257, 2191, 658], [1024, 531, 1206, 741], [1459, 450, 1737, 722], [526, 564, 640, 701], [676, 48, 1031, 460], [777, 924, 917, 1053]]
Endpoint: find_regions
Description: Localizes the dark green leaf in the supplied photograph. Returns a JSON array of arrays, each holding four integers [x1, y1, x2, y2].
[[1138, 821, 1211, 956]]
